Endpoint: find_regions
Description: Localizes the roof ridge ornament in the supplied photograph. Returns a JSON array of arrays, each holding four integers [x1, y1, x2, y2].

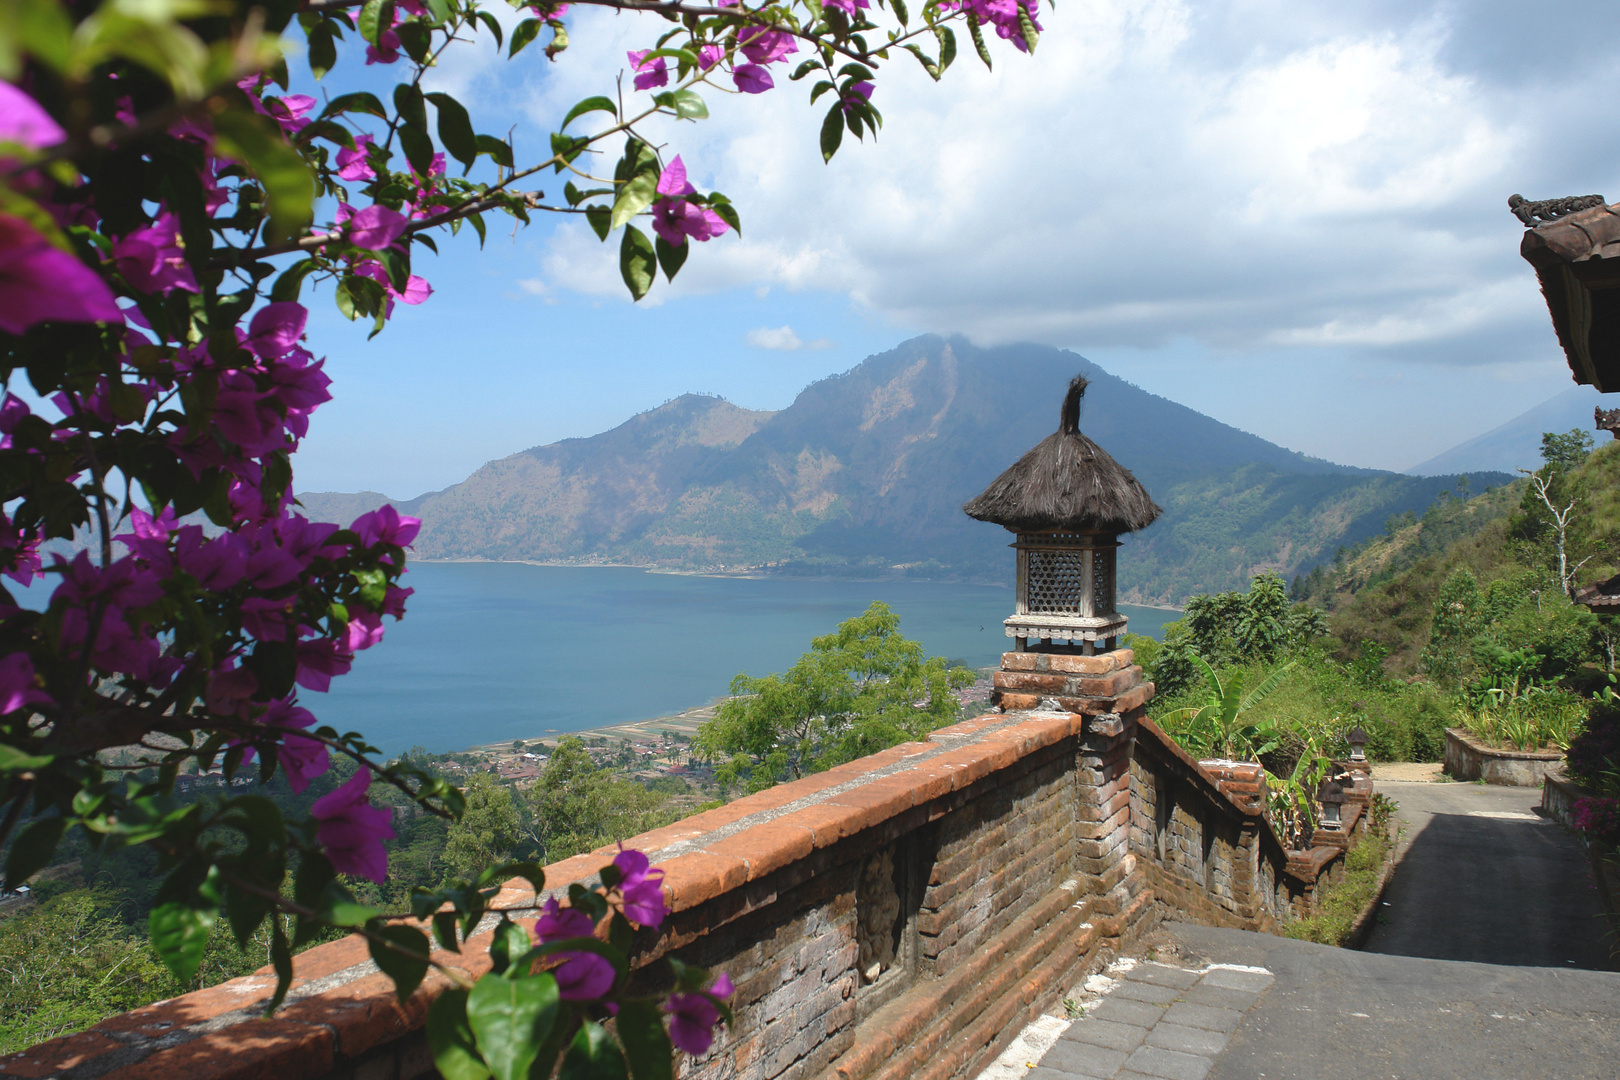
[[1509, 192, 1606, 227]]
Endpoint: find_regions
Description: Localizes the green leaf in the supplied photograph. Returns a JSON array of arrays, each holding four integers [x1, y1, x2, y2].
[[810, 79, 836, 105], [476, 9, 505, 47], [369, 923, 431, 1003], [0, 744, 52, 773], [4, 815, 64, 890], [428, 989, 491, 1080], [903, 44, 940, 80], [558, 1023, 628, 1080], [211, 110, 315, 243], [1017, 2, 1038, 53], [270, 258, 320, 303], [399, 121, 437, 179], [359, 0, 390, 44], [307, 21, 337, 79], [616, 1001, 673, 1080], [820, 102, 844, 162], [321, 882, 381, 927], [150, 900, 217, 984], [655, 234, 688, 282], [585, 206, 610, 241], [322, 91, 389, 120], [426, 92, 478, 171], [670, 88, 708, 120], [936, 24, 957, 71], [549, 132, 589, 172], [466, 972, 560, 1080], [562, 96, 618, 131], [394, 81, 429, 130], [397, 20, 432, 63], [968, 13, 993, 70], [891, 0, 909, 25], [488, 919, 531, 976], [610, 172, 659, 231], [468, 211, 487, 247], [425, 0, 453, 23], [509, 17, 543, 56], [619, 224, 656, 301], [473, 134, 513, 169]]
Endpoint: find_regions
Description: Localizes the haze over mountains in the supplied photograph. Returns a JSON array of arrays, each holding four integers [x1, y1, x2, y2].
[[299, 337, 1506, 605]]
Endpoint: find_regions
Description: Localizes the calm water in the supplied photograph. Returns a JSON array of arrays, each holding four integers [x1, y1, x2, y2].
[[15, 562, 1175, 754], [315, 564, 1176, 754]]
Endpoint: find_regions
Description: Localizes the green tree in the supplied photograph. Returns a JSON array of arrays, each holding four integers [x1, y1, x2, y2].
[[521, 739, 677, 863], [440, 772, 521, 881], [695, 602, 974, 795]]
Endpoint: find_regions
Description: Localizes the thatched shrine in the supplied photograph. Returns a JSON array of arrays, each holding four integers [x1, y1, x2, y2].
[[964, 376, 1161, 654]]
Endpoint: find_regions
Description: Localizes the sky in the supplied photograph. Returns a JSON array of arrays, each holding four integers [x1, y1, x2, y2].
[[287, 0, 1620, 499]]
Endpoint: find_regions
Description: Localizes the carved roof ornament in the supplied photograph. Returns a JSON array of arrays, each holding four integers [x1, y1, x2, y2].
[[1596, 406, 1620, 441], [1509, 193, 1607, 226], [1515, 193, 1620, 391]]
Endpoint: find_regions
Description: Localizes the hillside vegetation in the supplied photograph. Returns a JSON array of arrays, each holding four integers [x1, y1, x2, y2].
[[299, 337, 1502, 605], [1134, 429, 1617, 794]]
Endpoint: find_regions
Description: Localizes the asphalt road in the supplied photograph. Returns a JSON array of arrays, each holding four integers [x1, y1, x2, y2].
[[1168, 921, 1620, 1080], [1363, 778, 1617, 970]]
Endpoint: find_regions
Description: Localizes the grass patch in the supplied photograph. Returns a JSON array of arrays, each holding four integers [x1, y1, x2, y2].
[[1283, 802, 1397, 946]]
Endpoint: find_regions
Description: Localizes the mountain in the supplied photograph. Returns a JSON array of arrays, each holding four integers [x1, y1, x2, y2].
[[1408, 386, 1619, 476], [298, 336, 1508, 604]]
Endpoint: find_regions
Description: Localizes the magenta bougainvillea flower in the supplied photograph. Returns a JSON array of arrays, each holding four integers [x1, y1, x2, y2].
[[0, 81, 65, 150], [627, 50, 669, 91], [244, 302, 308, 360], [311, 767, 396, 882], [353, 260, 432, 317], [650, 157, 729, 247], [0, 652, 47, 715], [346, 205, 408, 251], [294, 637, 354, 693], [111, 211, 198, 295], [533, 898, 616, 1000], [822, 0, 869, 13], [732, 64, 774, 95], [336, 135, 378, 182], [614, 847, 668, 928], [352, 504, 423, 548], [0, 215, 123, 334], [698, 44, 723, 70], [738, 27, 797, 65], [665, 972, 734, 1055]]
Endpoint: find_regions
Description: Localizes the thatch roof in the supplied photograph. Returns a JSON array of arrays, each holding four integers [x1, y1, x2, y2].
[[963, 376, 1161, 534]]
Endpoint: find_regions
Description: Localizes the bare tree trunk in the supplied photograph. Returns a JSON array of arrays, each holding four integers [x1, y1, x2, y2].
[[1520, 469, 1588, 598]]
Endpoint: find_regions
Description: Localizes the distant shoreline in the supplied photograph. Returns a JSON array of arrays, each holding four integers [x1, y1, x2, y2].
[[407, 558, 1184, 611]]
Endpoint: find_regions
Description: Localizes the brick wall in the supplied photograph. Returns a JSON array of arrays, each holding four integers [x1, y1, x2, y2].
[[1, 661, 1372, 1080]]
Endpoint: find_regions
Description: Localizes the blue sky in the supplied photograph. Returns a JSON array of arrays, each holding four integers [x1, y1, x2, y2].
[[287, 0, 1620, 499]]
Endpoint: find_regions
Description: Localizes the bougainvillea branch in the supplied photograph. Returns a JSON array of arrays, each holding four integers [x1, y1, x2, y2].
[[0, 0, 1044, 1072]]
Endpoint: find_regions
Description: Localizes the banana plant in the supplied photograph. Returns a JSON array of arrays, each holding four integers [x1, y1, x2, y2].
[[1162, 655, 1296, 761]]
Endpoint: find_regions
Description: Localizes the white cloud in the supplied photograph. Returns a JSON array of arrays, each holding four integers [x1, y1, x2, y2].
[[746, 326, 835, 351], [498, 0, 1620, 368]]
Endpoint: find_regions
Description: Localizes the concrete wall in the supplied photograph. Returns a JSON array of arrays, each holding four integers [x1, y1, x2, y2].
[[1445, 728, 1565, 786]]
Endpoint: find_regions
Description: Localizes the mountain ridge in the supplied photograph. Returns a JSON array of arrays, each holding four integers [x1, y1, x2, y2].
[[298, 336, 1506, 603]]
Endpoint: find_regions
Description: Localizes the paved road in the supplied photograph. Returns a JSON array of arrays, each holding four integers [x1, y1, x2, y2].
[[983, 777, 1620, 1079], [1365, 778, 1617, 970]]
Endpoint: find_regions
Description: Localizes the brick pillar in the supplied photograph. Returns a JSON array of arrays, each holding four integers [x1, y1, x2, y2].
[[994, 649, 1157, 945]]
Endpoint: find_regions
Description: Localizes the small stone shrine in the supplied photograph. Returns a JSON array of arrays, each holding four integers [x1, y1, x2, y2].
[[964, 375, 1161, 656]]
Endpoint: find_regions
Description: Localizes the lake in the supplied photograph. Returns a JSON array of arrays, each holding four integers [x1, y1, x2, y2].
[[308, 563, 1175, 754]]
